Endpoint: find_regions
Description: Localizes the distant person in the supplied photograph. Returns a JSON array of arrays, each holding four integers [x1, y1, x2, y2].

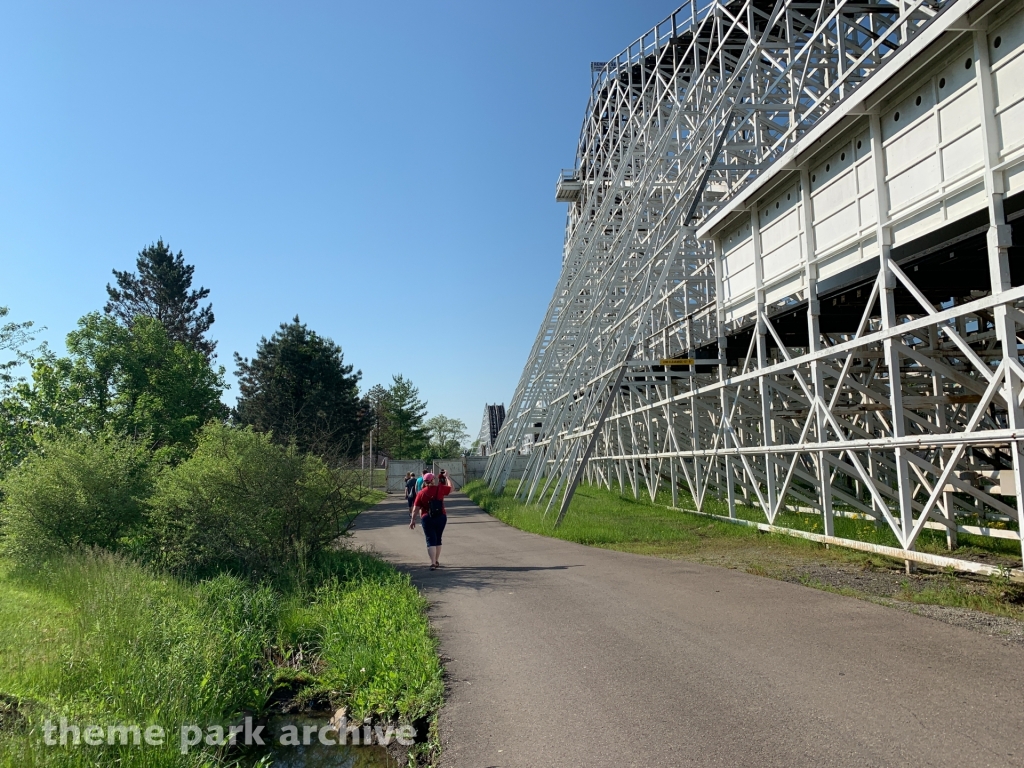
[[415, 470, 426, 494], [410, 471, 453, 570], [404, 472, 417, 513]]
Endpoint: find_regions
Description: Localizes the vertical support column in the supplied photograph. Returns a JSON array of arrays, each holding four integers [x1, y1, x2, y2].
[[869, 113, 915, 570], [670, 454, 678, 508], [835, 12, 846, 102], [800, 169, 834, 536], [751, 207, 776, 520], [784, 8, 797, 133], [687, 312, 702, 510], [666, 338, 680, 508], [974, 29, 1024, 565], [714, 236, 737, 518], [629, 388, 639, 498], [930, 326, 958, 549]]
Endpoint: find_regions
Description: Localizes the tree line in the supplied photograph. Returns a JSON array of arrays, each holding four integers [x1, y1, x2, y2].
[[0, 240, 468, 575]]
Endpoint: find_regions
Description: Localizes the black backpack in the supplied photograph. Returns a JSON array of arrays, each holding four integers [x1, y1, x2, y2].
[[427, 494, 444, 518]]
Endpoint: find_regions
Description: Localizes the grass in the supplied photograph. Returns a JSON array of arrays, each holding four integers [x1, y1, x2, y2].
[[0, 491, 444, 767], [895, 569, 1024, 618], [0, 552, 275, 767], [463, 479, 1024, 621], [341, 467, 388, 491], [464, 478, 760, 550], [727, 499, 1022, 562], [464, 476, 1021, 563], [276, 551, 444, 721]]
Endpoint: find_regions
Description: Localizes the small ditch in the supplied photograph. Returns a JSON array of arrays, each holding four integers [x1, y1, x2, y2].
[[256, 715, 403, 768]]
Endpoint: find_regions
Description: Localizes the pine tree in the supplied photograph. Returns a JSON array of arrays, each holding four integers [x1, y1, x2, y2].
[[233, 317, 367, 459], [382, 375, 429, 459], [363, 383, 392, 453], [105, 239, 216, 359]]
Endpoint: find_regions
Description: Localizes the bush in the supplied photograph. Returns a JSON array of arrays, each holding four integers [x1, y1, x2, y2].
[[146, 423, 360, 578], [0, 433, 154, 563]]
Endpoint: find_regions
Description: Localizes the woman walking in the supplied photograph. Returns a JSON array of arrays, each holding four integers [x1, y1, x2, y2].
[[410, 471, 453, 570], [404, 472, 417, 514]]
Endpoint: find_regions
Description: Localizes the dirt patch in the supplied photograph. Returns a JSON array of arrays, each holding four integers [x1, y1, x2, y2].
[[774, 562, 1024, 645], [0, 693, 28, 734], [875, 600, 1024, 645], [607, 537, 1024, 646]]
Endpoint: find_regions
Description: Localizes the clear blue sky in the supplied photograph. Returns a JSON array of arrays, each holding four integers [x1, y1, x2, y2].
[[1, 0, 675, 442]]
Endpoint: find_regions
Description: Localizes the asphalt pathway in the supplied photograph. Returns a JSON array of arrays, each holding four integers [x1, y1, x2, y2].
[[351, 493, 1024, 768]]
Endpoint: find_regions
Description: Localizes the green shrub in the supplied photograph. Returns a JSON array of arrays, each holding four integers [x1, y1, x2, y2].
[[0, 433, 154, 564], [146, 423, 359, 578]]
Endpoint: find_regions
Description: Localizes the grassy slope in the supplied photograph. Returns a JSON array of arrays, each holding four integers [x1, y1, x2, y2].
[[463, 480, 1024, 620], [0, 493, 444, 767]]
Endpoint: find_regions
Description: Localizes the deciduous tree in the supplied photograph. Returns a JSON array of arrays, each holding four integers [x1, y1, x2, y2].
[[424, 415, 469, 460], [0, 307, 41, 477], [11, 313, 226, 455], [0, 307, 38, 388]]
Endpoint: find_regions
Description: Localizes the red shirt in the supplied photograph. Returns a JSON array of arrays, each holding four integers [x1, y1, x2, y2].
[[414, 484, 452, 517]]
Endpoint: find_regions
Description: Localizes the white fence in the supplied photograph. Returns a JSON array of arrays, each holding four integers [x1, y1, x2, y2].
[[390, 457, 494, 492], [427, 457, 491, 489], [386, 460, 426, 493], [432, 459, 466, 489]]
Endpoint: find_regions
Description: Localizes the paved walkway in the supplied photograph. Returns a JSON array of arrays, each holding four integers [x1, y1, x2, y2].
[[351, 493, 1024, 768]]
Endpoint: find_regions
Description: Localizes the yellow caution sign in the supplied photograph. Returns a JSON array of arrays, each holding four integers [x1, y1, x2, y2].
[[659, 358, 696, 366]]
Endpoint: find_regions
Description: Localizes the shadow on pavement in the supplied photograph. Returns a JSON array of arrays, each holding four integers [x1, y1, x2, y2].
[[350, 494, 584, 591], [351, 494, 504, 533], [388, 562, 583, 592]]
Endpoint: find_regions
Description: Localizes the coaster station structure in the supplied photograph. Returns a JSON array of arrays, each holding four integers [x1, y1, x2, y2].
[[485, 0, 1024, 576]]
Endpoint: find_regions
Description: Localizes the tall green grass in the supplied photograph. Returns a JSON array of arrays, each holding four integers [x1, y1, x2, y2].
[[276, 550, 443, 721], [0, 543, 442, 767], [0, 552, 274, 767]]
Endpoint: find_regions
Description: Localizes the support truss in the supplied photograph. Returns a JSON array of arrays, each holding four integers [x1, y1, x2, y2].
[[487, 0, 1024, 577]]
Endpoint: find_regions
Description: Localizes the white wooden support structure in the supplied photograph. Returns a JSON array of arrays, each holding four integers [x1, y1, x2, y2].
[[486, 0, 1024, 579]]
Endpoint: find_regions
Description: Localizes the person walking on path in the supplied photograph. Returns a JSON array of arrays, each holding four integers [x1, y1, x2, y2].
[[415, 470, 426, 494], [410, 471, 453, 570], [404, 472, 417, 513]]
